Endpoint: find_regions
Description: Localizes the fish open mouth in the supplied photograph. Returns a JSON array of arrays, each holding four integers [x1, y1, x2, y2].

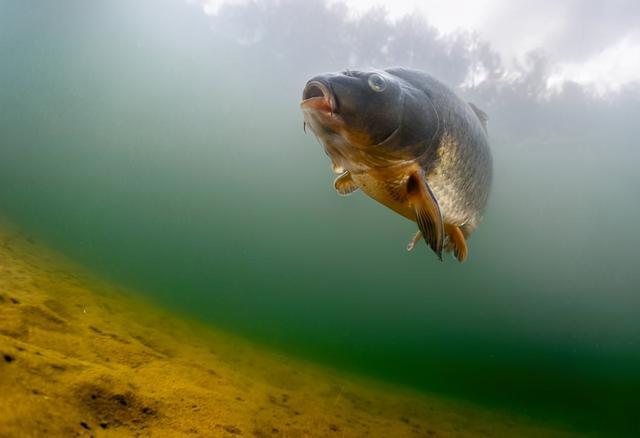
[[301, 81, 337, 114]]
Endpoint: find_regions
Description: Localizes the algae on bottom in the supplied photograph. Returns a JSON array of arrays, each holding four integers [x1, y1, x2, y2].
[[0, 225, 577, 437]]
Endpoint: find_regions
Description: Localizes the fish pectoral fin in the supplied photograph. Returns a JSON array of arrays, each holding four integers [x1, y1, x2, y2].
[[406, 172, 444, 260], [445, 223, 468, 263], [334, 172, 359, 196], [406, 230, 422, 252]]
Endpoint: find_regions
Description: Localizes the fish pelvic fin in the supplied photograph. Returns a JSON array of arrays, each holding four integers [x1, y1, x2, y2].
[[406, 172, 444, 260], [406, 230, 422, 252]]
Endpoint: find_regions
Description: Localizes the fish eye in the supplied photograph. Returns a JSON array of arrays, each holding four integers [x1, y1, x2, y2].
[[368, 74, 387, 92]]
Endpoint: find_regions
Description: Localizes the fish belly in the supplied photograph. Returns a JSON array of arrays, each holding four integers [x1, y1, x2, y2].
[[350, 172, 415, 221]]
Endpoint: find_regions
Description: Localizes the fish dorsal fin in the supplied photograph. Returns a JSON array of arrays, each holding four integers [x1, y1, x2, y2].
[[468, 102, 488, 132]]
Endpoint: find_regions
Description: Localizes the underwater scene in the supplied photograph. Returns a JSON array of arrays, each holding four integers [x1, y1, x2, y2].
[[1, 0, 639, 436]]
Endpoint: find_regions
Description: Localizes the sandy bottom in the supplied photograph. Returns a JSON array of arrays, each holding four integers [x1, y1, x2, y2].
[[0, 225, 577, 437]]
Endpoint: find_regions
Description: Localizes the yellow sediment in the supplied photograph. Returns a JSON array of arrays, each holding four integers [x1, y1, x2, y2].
[[0, 223, 577, 437]]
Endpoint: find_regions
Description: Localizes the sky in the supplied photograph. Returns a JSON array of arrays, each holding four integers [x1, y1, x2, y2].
[[199, 0, 640, 94]]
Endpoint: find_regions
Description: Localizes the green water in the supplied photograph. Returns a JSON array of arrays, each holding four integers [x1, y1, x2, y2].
[[1, 1, 639, 435]]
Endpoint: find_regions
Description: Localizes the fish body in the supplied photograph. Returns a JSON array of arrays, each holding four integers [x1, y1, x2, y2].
[[301, 67, 492, 262]]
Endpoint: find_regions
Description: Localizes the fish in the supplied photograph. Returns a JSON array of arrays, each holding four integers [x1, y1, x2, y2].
[[300, 67, 492, 262]]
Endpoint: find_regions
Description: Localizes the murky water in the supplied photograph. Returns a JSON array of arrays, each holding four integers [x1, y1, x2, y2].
[[1, 1, 639, 435]]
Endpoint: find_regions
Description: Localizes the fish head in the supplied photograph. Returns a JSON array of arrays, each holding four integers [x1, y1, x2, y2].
[[301, 69, 438, 171]]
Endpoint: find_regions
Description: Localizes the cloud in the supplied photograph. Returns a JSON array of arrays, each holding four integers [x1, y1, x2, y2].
[[335, 1, 640, 61], [200, 0, 249, 15], [539, 0, 640, 61], [548, 36, 640, 94], [196, 0, 640, 93], [331, 0, 640, 90]]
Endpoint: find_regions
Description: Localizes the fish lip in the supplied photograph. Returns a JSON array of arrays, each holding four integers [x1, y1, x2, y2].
[[300, 80, 338, 115]]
